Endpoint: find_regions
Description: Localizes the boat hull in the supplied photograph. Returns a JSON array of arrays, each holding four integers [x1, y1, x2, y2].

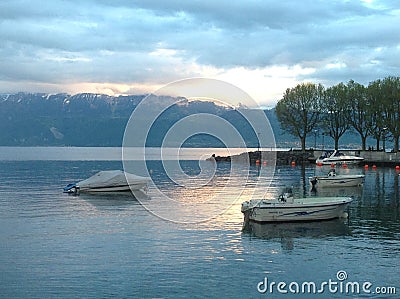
[[79, 183, 147, 193], [309, 175, 364, 187], [316, 158, 363, 165], [316, 150, 364, 165], [242, 197, 352, 223]]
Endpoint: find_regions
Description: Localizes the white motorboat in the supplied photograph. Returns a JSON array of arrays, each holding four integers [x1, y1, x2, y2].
[[63, 170, 150, 194], [241, 189, 353, 222], [309, 169, 365, 188], [316, 150, 364, 165]]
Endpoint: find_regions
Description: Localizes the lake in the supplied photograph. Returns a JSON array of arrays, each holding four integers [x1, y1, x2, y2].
[[0, 147, 399, 298]]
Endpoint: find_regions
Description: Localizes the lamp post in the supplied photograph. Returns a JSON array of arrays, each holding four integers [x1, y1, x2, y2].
[[383, 127, 388, 152], [313, 129, 318, 150]]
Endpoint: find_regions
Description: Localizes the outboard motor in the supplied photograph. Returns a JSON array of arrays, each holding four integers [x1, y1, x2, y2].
[[63, 183, 80, 195], [328, 169, 336, 177], [310, 177, 318, 189], [279, 187, 294, 202], [63, 183, 76, 193]]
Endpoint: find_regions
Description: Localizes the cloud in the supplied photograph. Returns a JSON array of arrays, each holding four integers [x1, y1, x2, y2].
[[0, 0, 399, 104]]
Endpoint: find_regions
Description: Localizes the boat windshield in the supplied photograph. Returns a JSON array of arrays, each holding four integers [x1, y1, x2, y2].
[[328, 169, 336, 176], [333, 151, 344, 157], [319, 151, 333, 159]]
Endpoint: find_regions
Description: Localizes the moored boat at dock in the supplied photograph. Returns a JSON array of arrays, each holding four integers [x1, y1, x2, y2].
[[316, 150, 364, 165], [309, 169, 365, 188]]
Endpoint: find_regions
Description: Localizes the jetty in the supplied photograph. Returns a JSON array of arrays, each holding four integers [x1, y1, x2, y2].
[[209, 149, 400, 166], [208, 149, 314, 165]]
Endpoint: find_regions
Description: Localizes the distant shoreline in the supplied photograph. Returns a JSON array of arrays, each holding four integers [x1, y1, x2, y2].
[[210, 148, 400, 167], [1, 146, 399, 166]]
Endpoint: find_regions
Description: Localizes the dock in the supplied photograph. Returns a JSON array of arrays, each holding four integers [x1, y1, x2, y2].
[[208, 149, 315, 165], [209, 149, 400, 167]]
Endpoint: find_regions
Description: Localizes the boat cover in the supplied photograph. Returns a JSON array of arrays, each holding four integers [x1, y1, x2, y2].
[[78, 170, 149, 189]]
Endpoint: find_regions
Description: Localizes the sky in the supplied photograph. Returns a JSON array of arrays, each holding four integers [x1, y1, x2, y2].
[[0, 0, 399, 107]]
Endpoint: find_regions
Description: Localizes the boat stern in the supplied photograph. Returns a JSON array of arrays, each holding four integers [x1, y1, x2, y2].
[[241, 201, 251, 213], [309, 176, 318, 188], [63, 183, 79, 194]]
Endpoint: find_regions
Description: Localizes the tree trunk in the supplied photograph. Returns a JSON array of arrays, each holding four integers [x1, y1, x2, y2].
[[334, 137, 339, 150], [376, 138, 380, 151], [361, 135, 367, 151], [394, 135, 399, 152], [300, 136, 306, 152]]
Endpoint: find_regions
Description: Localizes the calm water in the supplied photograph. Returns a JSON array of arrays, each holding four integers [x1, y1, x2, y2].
[[0, 148, 399, 298]]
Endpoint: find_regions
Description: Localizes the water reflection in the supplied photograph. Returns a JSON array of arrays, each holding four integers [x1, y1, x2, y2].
[[309, 185, 363, 198], [243, 219, 351, 250], [66, 190, 148, 209]]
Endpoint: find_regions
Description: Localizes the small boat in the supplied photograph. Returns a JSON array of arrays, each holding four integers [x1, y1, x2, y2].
[[309, 169, 365, 188], [241, 188, 353, 223], [316, 150, 364, 165], [63, 170, 150, 194]]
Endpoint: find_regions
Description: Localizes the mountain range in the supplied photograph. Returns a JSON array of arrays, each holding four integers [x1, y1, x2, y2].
[[0, 92, 363, 148]]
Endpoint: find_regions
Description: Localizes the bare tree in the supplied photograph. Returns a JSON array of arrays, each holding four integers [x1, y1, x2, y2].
[[367, 79, 387, 150], [276, 83, 324, 152], [379, 77, 400, 152], [322, 83, 351, 150], [346, 80, 370, 150]]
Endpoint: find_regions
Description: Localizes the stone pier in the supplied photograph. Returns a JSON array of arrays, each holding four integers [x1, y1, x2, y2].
[[209, 149, 400, 166]]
